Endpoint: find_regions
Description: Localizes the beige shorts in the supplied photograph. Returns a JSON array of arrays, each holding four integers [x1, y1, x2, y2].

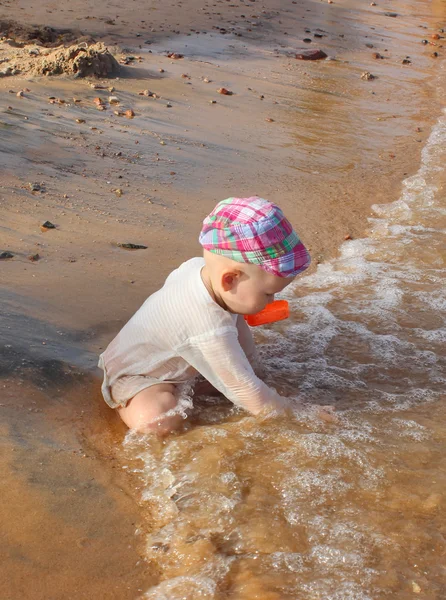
[[103, 374, 194, 410], [98, 357, 195, 410]]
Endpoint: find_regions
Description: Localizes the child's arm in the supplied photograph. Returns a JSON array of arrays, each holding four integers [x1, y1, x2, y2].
[[178, 327, 289, 415], [236, 315, 263, 375]]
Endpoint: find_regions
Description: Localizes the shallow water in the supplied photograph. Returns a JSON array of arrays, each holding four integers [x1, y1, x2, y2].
[[123, 108, 446, 598]]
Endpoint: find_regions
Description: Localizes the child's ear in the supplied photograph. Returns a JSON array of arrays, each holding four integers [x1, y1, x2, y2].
[[221, 270, 240, 292]]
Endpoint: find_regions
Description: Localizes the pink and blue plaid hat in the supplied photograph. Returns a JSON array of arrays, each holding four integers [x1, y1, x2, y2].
[[199, 197, 311, 278]]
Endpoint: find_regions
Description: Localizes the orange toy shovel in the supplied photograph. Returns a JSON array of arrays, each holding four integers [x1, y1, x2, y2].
[[244, 300, 289, 327]]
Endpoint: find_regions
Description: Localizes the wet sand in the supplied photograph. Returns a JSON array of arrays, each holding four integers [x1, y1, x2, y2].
[[1, 0, 445, 597]]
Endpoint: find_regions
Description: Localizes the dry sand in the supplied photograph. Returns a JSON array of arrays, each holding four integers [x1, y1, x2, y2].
[[1, 0, 445, 597]]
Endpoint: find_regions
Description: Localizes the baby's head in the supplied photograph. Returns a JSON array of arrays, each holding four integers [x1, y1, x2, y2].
[[199, 197, 310, 314]]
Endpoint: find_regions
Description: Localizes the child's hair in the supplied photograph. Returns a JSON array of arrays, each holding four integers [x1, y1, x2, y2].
[[199, 196, 311, 278]]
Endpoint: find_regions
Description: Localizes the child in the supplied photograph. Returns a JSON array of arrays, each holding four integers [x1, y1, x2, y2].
[[98, 197, 310, 434]]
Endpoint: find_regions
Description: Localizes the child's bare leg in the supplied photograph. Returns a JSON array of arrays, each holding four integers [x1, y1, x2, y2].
[[117, 383, 184, 435]]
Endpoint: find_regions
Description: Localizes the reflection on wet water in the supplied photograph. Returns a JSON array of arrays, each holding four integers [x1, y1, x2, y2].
[[124, 110, 446, 598]]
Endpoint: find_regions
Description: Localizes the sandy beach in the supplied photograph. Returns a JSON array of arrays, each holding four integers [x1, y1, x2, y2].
[[1, 0, 445, 597]]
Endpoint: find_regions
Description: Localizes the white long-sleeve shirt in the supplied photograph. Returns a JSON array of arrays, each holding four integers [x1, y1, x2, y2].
[[98, 257, 284, 414]]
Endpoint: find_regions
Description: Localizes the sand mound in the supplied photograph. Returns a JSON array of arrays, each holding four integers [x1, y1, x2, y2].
[[0, 41, 119, 78], [0, 20, 119, 78], [31, 43, 119, 77]]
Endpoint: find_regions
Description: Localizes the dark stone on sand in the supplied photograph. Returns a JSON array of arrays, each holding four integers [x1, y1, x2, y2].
[[41, 221, 56, 229], [27, 253, 40, 261], [402, 58, 411, 64], [303, 38, 312, 43], [421, 39, 428, 44], [295, 49, 327, 60], [117, 243, 148, 250], [0, 251, 14, 260], [29, 182, 45, 192], [384, 12, 398, 17]]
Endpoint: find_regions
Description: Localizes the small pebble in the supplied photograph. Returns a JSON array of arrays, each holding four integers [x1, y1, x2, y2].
[[411, 582, 421, 594], [41, 221, 56, 230], [29, 183, 44, 192], [117, 243, 147, 250]]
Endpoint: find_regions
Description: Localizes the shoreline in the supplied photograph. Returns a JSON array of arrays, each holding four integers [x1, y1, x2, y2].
[[1, 0, 445, 597]]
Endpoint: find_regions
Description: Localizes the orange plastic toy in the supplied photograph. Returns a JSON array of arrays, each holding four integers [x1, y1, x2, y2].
[[244, 300, 289, 327]]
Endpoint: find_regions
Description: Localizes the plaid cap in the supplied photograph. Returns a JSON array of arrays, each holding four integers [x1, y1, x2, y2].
[[199, 197, 311, 278]]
